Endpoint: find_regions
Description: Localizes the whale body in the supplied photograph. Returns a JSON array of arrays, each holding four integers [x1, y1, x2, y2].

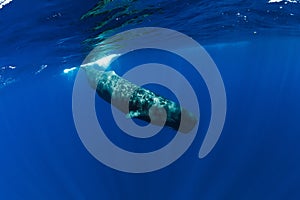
[[83, 66, 197, 133]]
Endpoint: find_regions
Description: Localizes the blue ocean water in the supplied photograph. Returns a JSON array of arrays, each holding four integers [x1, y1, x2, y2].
[[1, 0, 300, 199]]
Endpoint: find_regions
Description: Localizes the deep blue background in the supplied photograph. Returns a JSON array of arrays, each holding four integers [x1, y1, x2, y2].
[[1, 0, 300, 199]]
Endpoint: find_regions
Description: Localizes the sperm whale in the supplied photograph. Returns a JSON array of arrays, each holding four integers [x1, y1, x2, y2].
[[82, 65, 197, 133]]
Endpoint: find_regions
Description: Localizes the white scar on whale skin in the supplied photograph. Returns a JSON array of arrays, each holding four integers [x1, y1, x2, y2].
[[81, 59, 198, 133]]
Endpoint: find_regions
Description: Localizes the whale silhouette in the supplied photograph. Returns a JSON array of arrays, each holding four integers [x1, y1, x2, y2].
[[82, 65, 197, 133]]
